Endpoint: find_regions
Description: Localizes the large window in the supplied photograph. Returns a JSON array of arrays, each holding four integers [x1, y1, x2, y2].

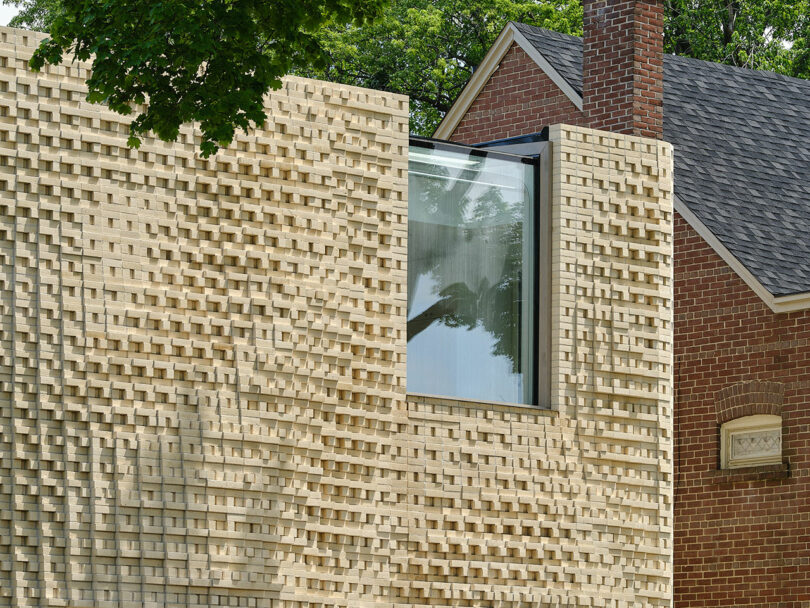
[[407, 139, 537, 405]]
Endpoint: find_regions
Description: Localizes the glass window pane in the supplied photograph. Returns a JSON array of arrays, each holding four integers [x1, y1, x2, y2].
[[407, 143, 535, 404]]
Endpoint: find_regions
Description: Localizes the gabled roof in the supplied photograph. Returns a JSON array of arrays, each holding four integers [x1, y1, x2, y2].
[[437, 22, 810, 311], [511, 23, 583, 96]]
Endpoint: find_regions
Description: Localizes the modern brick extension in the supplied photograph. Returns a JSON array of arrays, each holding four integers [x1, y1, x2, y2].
[[0, 25, 675, 605]]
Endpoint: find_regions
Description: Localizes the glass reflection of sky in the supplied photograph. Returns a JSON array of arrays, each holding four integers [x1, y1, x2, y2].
[[407, 144, 534, 405], [408, 269, 522, 403]]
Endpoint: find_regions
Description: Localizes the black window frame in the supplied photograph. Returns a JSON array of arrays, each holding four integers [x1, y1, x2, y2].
[[406, 135, 545, 406]]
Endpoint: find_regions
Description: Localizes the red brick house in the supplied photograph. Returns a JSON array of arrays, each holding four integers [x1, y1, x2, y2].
[[434, 1, 810, 606]]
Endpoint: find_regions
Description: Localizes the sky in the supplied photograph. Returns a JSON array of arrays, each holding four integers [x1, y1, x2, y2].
[[0, 5, 19, 26]]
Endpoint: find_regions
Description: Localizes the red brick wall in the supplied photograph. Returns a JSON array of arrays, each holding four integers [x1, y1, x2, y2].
[[450, 43, 585, 144], [582, 0, 664, 138], [674, 213, 810, 607]]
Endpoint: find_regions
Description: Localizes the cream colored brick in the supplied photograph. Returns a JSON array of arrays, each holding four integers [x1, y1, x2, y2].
[[397, 126, 673, 607], [0, 25, 409, 607], [0, 26, 671, 608]]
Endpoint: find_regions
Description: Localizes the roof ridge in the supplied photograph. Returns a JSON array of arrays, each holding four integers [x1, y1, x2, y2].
[[511, 21, 581, 42], [665, 52, 810, 88], [514, 20, 810, 89]]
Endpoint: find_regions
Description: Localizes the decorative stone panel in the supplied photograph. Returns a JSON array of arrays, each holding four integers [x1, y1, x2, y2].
[[720, 414, 782, 469]]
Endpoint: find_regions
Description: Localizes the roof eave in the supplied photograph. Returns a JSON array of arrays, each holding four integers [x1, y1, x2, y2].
[[433, 23, 582, 140], [674, 196, 810, 313]]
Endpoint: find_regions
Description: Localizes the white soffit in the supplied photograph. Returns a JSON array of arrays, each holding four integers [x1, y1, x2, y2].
[[674, 196, 810, 313], [433, 22, 583, 140]]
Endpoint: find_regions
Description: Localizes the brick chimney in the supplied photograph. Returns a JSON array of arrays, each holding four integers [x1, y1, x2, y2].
[[582, 0, 664, 139]]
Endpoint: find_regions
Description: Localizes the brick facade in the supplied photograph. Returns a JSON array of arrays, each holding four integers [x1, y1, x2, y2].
[[582, 0, 664, 139], [450, 43, 585, 144], [1, 27, 675, 606], [399, 128, 674, 605], [673, 215, 810, 607], [1, 26, 411, 606]]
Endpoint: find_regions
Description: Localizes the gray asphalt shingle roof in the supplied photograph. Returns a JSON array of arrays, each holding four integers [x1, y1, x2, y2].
[[514, 23, 810, 297]]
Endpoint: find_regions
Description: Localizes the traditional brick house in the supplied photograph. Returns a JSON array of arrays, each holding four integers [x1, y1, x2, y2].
[[434, 0, 810, 605]]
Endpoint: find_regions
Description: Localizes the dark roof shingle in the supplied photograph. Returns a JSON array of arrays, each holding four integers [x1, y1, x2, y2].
[[515, 23, 810, 296]]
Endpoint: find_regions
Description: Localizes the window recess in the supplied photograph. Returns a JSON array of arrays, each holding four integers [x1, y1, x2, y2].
[[720, 414, 782, 469], [407, 137, 545, 406]]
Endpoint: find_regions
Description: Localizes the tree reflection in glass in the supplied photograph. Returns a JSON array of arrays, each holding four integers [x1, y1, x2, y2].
[[407, 144, 535, 404]]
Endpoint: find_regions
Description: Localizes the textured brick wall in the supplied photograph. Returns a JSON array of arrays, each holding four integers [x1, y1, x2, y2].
[[396, 126, 675, 606], [582, 0, 664, 139], [674, 214, 810, 607], [0, 27, 674, 607], [0, 27, 409, 606], [450, 43, 585, 145]]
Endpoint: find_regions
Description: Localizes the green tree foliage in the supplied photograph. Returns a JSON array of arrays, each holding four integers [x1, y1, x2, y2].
[[665, 0, 810, 78], [303, 0, 582, 134], [4, 0, 810, 143], [8, 0, 385, 156]]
